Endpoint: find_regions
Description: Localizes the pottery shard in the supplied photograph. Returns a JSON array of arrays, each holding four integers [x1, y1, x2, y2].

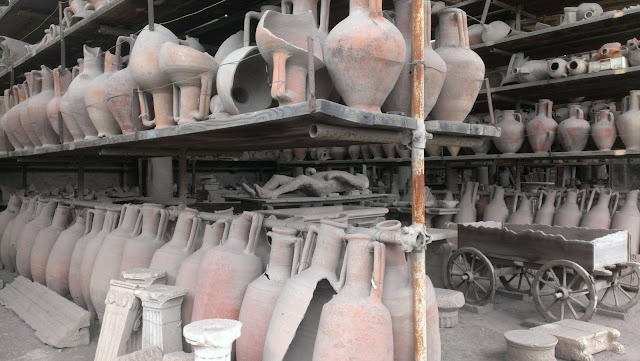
[[435, 288, 465, 328], [0, 276, 90, 348], [162, 352, 194, 361], [116, 347, 164, 361]]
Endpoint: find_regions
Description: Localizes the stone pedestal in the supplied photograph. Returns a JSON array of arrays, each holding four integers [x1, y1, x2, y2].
[[504, 330, 558, 361], [184, 319, 242, 361], [135, 285, 188, 354], [435, 288, 465, 328]]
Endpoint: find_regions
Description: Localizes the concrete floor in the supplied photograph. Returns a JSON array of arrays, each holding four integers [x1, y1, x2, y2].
[[1, 269, 639, 361]]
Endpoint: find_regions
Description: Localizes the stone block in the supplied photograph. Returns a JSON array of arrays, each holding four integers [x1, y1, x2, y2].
[[116, 347, 164, 361], [504, 329, 558, 361], [163, 352, 195, 361], [435, 288, 465, 328], [596, 307, 628, 320], [461, 302, 493, 314], [532, 319, 624, 361], [135, 285, 188, 353], [184, 319, 242, 361], [0, 276, 90, 348]]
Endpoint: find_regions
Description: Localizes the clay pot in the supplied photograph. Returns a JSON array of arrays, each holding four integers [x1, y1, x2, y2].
[[514, 60, 549, 83], [534, 190, 557, 225], [329, 146, 347, 160], [507, 193, 533, 224], [369, 144, 385, 159], [483, 186, 509, 222], [47, 67, 74, 143], [46, 211, 87, 295], [348, 145, 361, 159], [431, 9, 484, 121], [527, 99, 557, 153], [30, 204, 71, 285], [591, 110, 616, 150], [81, 207, 120, 320], [20, 75, 44, 148], [576, 3, 603, 20], [493, 110, 524, 154], [553, 189, 585, 227], [454, 181, 478, 223], [324, 0, 405, 113], [481, 21, 513, 43], [85, 50, 122, 136], [63, 0, 92, 27], [27, 66, 59, 147], [7, 197, 38, 269], [567, 58, 588, 76], [90, 204, 142, 321], [119, 203, 168, 276], [313, 233, 392, 361], [547, 58, 568, 78], [581, 188, 618, 229], [558, 104, 589, 152], [0, 36, 29, 65], [0, 89, 16, 152], [60, 61, 87, 141], [149, 208, 200, 285], [0, 194, 21, 272], [237, 227, 302, 361], [612, 190, 640, 254], [69, 208, 106, 308], [361, 144, 373, 160], [293, 147, 308, 161], [7, 84, 35, 150], [560, 7, 578, 24], [70, 46, 103, 139], [628, 38, 640, 67], [596, 42, 622, 60], [15, 200, 58, 279], [617, 91, 640, 150], [129, 24, 180, 128]]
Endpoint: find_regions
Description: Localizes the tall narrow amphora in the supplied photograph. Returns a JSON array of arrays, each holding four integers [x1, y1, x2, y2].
[[119, 203, 168, 275]]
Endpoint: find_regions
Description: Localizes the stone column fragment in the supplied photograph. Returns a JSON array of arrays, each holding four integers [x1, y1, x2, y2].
[[184, 319, 242, 361], [135, 285, 188, 354], [115, 347, 164, 361]]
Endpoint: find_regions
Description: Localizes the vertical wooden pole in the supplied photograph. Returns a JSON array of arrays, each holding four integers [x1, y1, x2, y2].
[[147, 0, 154, 31], [307, 36, 316, 112], [59, 2, 66, 69]]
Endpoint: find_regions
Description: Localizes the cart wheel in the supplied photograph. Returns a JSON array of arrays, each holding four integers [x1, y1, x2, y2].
[[532, 260, 597, 322], [598, 264, 640, 312], [446, 247, 495, 305], [498, 266, 535, 294]]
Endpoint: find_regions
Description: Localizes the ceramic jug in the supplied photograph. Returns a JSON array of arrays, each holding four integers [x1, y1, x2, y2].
[[580, 188, 619, 229], [628, 38, 640, 67], [526, 99, 557, 153], [560, 7, 578, 24], [82, 206, 120, 320], [263, 215, 348, 361], [591, 110, 616, 151], [60, 60, 85, 141], [85, 50, 122, 136], [576, 2, 603, 20], [47, 66, 74, 143], [567, 57, 588, 76], [612, 190, 640, 254], [191, 212, 264, 324], [369, 144, 385, 159], [483, 186, 509, 222], [119, 203, 169, 276], [68, 207, 106, 308], [20, 74, 44, 148], [7, 84, 35, 149], [0, 89, 17, 152], [454, 181, 478, 223], [507, 193, 534, 224], [558, 104, 589, 152], [7, 197, 38, 268], [534, 190, 558, 225], [553, 189, 586, 227], [30, 204, 71, 285], [312, 234, 393, 361], [237, 227, 303, 361], [129, 24, 180, 128], [431, 8, 485, 122], [0, 194, 21, 272], [547, 58, 568, 78], [67, 45, 103, 139], [15, 200, 57, 279], [45, 210, 88, 295], [27, 66, 59, 147], [617, 90, 640, 150], [323, 0, 405, 113], [149, 208, 201, 285], [348, 145, 360, 159], [90, 204, 142, 322], [493, 110, 524, 154]]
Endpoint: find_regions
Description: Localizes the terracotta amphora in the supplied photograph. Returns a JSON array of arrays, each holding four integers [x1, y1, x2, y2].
[[149, 208, 201, 285], [119, 203, 169, 276], [507, 193, 534, 224], [483, 186, 509, 222], [68, 45, 103, 139], [20, 74, 44, 148], [62, 0, 92, 27], [175, 220, 230, 343], [30, 204, 71, 285], [323, 0, 405, 113], [377, 220, 440, 361], [348, 145, 360, 159], [558, 104, 590, 152], [454, 181, 478, 223], [591, 110, 616, 151], [494, 110, 524, 154], [431, 8, 485, 122], [617, 90, 640, 150], [105, 35, 144, 134], [82, 206, 120, 320], [129, 24, 180, 129], [527, 99, 557, 153], [547, 58, 568, 78], [534, 190, 558, 225], [47, 67, 74, 143], [69, 207, 106, 308], [312, 234, 392, 361], [60, 60, 86, 141], [612, 190, 640, 254], [7, 84, 35, 149], [580, 188, 619, 229], [7, 197, 38, 268], [45, 210, 87, 295], [15, 200, 58, 279], [191, 212, 264, 327], [576, 2, 603, 20], [90, 204, 142, 322], [0, 36, 29, 65], [85, 50, 122, 136], [26, 66, 59, 147], [0, 194, 21, 272], [553, 189, 586, 227], [237, 227, 303, 361], [263, 215, 348, 361], [0, 89, 17, 152]]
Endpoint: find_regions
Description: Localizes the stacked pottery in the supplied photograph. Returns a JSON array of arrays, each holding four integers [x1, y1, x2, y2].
[[7, 197, 38, 269], [558, 104, 589, 152], [119, 203, 168, 276], [553, 189, 585, 227], [68, 207, 106, 308], [534, 190, 557, 225], [67, 45, 103, 139], [483, 186, 509, 222], [30, 204, 71, 284], [617, 90, 640, 150], [611, 190, 640, 254], [26, 66, 59, 147], [454, 181, 478, 223], [46, 210, 88, 295], [507, 193, 534, 224], [580, 188, 618, 229], [237, 227, 302, 361], [20, 74, 44, 148], [0, 194, 21, 272], [15, 200, 58, 279], [149, 208, 201, 285], [90, 204, 141, 322], [591, 110, 616, 150], [47, 67, 74, 143], [86, 50, 122, 136], [7, 84, 35, 149], [82, 207, 120, 320], [526, 99, 557, 153], [312, 234, 393, 361], [493, 110, 524, 154]]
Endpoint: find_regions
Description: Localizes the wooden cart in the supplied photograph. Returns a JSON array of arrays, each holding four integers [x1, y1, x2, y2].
[[445, 222, 640, 322]]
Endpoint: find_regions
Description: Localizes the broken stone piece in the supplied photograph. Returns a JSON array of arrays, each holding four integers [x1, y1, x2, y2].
[[504, 329, 558, 361], [435, 288, 465, 328], [163, 351, 195, 361], [184, 319, 242, 361], [115, 347, 164, 361], [122, 268, 168, 288], [135, 285, 188, 353]]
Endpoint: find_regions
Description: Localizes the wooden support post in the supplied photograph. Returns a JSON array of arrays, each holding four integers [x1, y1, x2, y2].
[[58, 2, 65, 69], [147, 0, 154, 31], [307, 36, 316, 112], [178, 150, 187, 207]]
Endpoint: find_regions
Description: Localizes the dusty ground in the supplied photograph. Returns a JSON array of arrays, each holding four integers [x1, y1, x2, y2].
[[1, 269, 639, 360]]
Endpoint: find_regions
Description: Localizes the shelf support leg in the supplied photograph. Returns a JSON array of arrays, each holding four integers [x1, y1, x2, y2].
[[147, 0, 154, 31], [178, 150, 187, 207], [59, 2, 66, 69]]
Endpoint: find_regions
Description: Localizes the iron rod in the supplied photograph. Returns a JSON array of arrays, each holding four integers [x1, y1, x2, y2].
[[58, 2, 65, 68], [307, 36, 316, 112], [147, 0, 154, 31]]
